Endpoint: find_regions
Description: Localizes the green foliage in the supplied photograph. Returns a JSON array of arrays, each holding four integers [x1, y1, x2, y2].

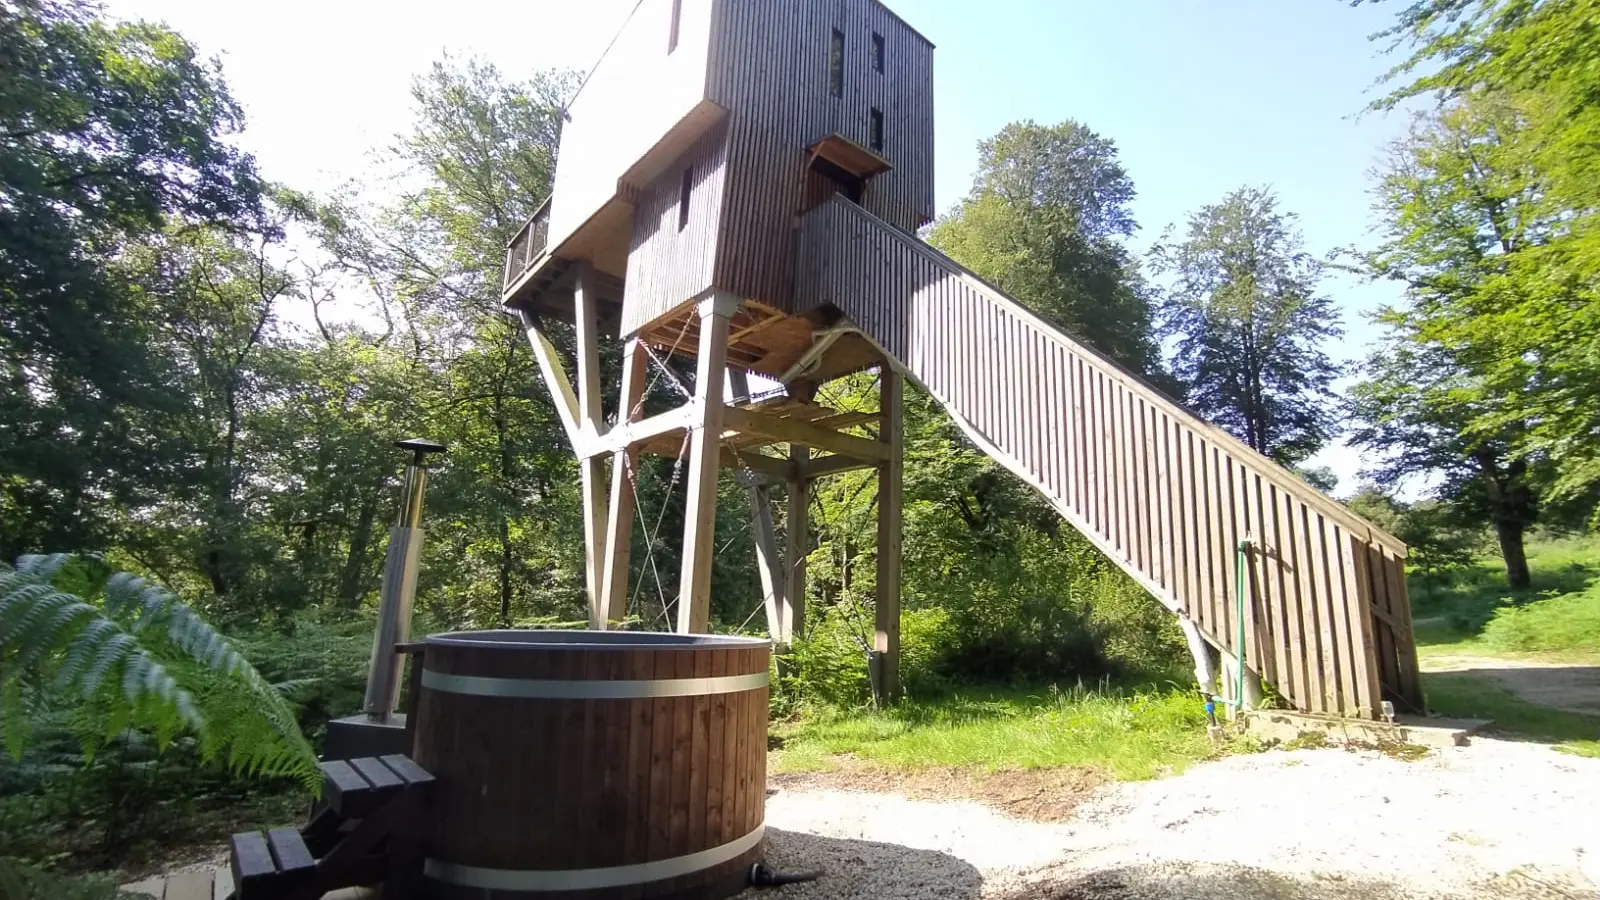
[[771, 683, 1212, 780], [1366, 1, 1600, 503], [0, 555, 318, 791], [0, 0, 266, 560], [928, 119, 1160, 375], [784, 606, 953, 709], [1478, 582, 1600, 655], [1348, 97, 1571, 587], [1150, 186, 1341, 465]]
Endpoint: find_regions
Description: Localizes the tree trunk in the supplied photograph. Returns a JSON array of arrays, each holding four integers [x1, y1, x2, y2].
[[1493, 516, 1531, 590], [337, 492, 381, 607]]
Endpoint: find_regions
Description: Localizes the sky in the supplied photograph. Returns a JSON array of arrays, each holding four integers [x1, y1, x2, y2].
[[104, 0, 1420, 495]]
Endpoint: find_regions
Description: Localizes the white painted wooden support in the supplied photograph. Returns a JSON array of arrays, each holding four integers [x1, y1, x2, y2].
[[599, 339, 647, 627], [573, 266, 608, 628], [728, 369, 785, 643], [874, 366, 903, 704], [516, 308, 584, 451], [676, 293, 740, 634]]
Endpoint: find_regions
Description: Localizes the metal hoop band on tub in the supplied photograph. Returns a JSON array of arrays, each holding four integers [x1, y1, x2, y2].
[[419, 669, 768, 700], [423, 824, 765, 891]]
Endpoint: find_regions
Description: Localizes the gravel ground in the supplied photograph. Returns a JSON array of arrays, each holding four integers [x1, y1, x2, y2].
[[741, 738, 1600, 900]]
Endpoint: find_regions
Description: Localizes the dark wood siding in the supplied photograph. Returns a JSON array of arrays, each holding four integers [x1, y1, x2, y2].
[[796, 195, 1424, 719], [706, 0, 934, 311], [414, 635, 769, 899], [623, 120, 731, 337]]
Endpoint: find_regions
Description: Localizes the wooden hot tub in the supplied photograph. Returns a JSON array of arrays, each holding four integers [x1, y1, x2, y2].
[[411, 630, 770, 899]]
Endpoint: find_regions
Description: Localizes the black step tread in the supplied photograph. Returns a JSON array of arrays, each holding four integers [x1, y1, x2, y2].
[[267, 827, 316, 877], [349, 756, 404, 793], [230, 831, 275, 885], [317, 759, 373, 815], [378, 754, 435, 788]]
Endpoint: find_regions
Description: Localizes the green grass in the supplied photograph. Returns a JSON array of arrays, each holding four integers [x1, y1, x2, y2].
[[1410, 535, 1600, 661], [1422, 671, 1600, 758], [772, 682, 1217, 780]]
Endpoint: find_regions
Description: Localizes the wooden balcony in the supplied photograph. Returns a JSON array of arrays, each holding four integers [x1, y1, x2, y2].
[[502, 198, 551, 296]]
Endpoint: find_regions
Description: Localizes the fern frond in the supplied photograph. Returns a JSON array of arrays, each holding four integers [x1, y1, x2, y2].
[[3, 555, 318, 792]]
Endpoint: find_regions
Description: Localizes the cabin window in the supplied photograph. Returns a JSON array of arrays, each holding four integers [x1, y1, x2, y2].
[[871, 32, 884, 72], [678, 166, 693, 230], [668, 0, 682, 52], [829, 29, 844, 97], [869, 108, 884, 152]]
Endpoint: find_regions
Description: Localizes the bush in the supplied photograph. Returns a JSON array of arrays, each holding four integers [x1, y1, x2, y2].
[[907, 524, 1186, 683], [780, 605, 955, 711], [1478, 582, 1600, 654]]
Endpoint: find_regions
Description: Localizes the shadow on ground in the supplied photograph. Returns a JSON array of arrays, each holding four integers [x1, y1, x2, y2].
[[735, 827, 982, 899], [995, 862, 1583, 900], [1426, 663, 1600, 720], [738, 850, 1574, 899]]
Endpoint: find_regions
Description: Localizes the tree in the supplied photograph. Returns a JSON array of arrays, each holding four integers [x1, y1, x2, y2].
[[321, 58, 591, 627], [928, 120, 1160, 375], [1365, 0, 1600, 501], [1151, 187, 1341, 465], [0, 0, 266, 558], [1349, 98, 1558, 587]]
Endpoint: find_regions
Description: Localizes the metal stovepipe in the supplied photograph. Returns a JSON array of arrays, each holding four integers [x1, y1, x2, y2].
[[362, 438, 446, 720]]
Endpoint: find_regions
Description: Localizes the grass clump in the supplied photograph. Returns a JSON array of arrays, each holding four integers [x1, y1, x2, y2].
[[1422, 671, 1600, 758], [1410, 535, 1600, 661], [772, 681, 1214, 781]]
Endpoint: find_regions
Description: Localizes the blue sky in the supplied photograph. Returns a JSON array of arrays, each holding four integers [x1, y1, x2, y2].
[[106, 0, 1418, 491]]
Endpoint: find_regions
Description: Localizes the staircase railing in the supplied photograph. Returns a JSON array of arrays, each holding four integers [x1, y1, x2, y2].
[[503, 197, 552, 294]]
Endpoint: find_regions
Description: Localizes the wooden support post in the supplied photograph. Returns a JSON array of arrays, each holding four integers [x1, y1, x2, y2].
[[729, 370, 786, 643], [783, 450, 809, 648], [516, 308, 582, 451], [874, 366, 903, 705], [573, 267, 607, 628], [676, 293, 739, 634], [599, 338, 647, 627]]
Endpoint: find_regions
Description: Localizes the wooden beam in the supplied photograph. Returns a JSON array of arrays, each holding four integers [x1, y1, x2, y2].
[[574, 267, 607, 627], [516, 308, 582, 450], [599, 339, 647, 628], [721, 448, 795, 481], [730, 370, 787, 644], [594, 404, 697, 459], [676, 294, 739, 633], [720, 405, 892, 462], [804, 454, 876, 479], [783, 449, 809, 648], [874, 368, 903, 706]]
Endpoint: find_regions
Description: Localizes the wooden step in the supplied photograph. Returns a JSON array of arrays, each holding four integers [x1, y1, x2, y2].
[[228, 828, 314, 900], [317, 753, 431, 817]]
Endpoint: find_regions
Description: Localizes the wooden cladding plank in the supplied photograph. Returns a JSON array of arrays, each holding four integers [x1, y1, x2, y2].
[[1345, 535, 1386, 719], [1320, 521, 1366, 717], [1260, 477, 1286, 695], [1278, 490, 1320, 711]]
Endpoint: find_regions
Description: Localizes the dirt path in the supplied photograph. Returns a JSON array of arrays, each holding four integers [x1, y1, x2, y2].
[[746, 739, 1600, 899], [1421, 654, 1600, 717]]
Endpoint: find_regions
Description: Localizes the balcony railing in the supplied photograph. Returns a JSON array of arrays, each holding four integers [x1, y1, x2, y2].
[[503, 198, 551, 294]]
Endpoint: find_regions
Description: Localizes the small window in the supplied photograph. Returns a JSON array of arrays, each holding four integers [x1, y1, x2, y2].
[[678, 166, 693, 231], [871, 32, 884, 73], [668, 0, 682, 52], [869, 108, 884, 152], [828, 29, 844, 98]]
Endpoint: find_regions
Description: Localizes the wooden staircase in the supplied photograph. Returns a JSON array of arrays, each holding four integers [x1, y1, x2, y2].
[[796, 194, 1424, 719], [224, 754, 434, 900]]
